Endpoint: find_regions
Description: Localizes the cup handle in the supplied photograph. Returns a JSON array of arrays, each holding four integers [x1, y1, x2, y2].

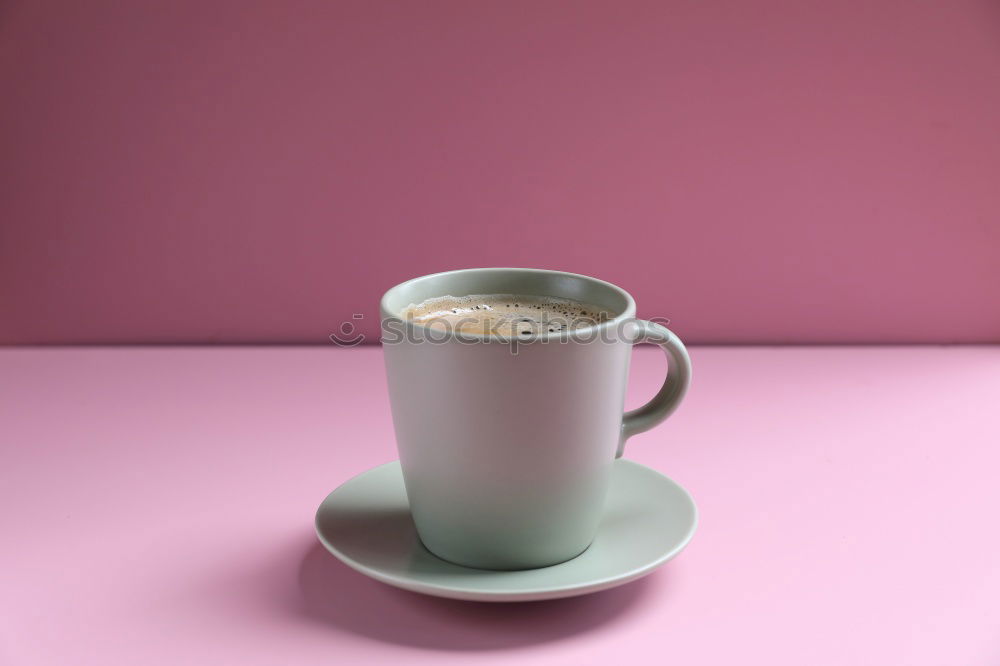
[[617, 320, 692, 458]]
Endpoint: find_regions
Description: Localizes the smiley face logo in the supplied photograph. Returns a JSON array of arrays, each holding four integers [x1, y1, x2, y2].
[[329, 314, 366, 346]]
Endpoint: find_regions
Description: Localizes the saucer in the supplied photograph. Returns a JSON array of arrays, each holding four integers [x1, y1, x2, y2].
[[314, 459, 697, 602]]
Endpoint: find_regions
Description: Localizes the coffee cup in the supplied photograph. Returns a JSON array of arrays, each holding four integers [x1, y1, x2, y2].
[[380, 268, 691, 570]]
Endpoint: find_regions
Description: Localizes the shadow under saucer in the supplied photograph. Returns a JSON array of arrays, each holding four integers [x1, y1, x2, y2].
[[297, 542, 656, 651]]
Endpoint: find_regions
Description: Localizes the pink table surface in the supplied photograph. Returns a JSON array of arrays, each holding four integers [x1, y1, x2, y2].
[[2, 346, 999, 665]]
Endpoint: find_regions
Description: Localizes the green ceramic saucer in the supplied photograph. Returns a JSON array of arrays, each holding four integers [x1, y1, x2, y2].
[[314, 459, 697, 602]]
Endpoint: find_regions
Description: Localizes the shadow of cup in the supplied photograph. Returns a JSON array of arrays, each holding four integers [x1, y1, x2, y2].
[[298, 542, 656, 651]]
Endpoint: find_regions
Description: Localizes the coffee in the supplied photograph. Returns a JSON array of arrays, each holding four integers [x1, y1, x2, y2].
[[402, 294, 614, 337]]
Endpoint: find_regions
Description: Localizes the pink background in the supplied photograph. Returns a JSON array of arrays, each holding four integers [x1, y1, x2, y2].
[[3, 346, 999, 664], [2, 0, 1000, 345], [4, 5, 998, 661]]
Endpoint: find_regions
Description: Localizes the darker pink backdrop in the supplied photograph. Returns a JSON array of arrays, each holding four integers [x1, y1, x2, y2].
[[1, 0, 998, 345]]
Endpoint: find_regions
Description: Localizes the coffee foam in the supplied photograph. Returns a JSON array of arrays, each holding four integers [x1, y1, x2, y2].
[[401, 294, 614, 337]]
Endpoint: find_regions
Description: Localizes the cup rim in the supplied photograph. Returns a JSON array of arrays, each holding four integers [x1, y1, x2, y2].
[[379, 267, 638, 342]]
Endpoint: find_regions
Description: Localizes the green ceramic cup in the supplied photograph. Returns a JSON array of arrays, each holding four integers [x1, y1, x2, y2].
[[380, 268, 691, 570]]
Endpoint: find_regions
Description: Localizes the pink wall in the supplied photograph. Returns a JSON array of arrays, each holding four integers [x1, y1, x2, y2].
[[2, 0, 998, 345]]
